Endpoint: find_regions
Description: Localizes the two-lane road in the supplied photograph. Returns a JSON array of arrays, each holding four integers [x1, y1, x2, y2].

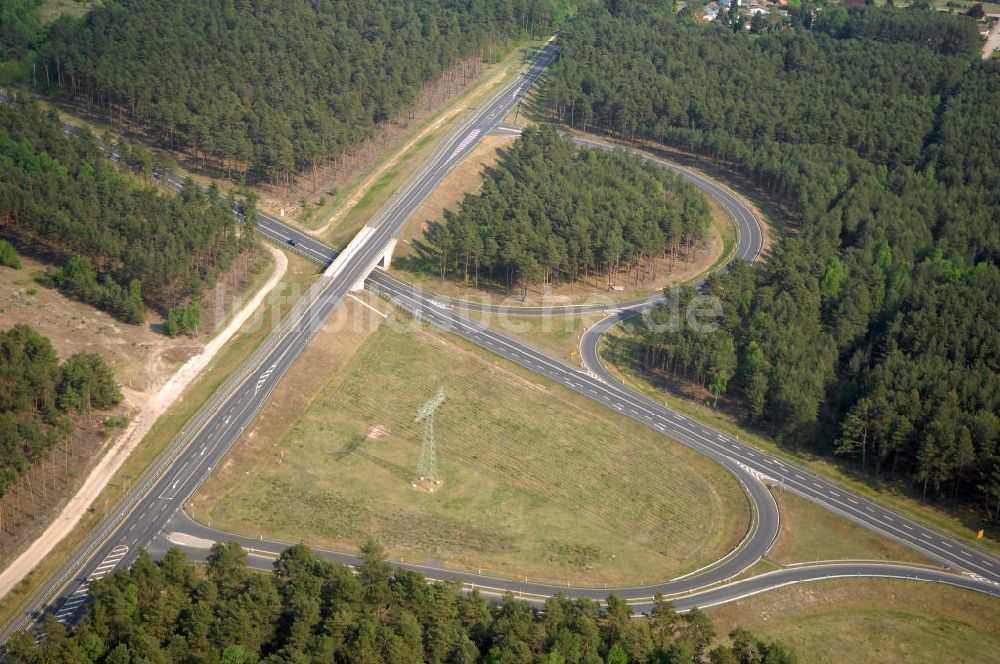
[[243, 141, 1000, 595], [158, 141, 1000, 608]]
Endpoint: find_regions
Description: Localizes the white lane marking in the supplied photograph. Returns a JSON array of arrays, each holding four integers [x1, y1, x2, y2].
[[56, 545, 130, 622], [735, 460, 776, 486], [963, 572, 996, 586], [255, 360, 279, 394], [449, 128, 482, 160]]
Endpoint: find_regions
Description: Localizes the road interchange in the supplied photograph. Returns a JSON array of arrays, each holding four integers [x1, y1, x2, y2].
[[3, 37, 999, 641], [232, 231, 1000, 602], [247, 131, 1000, 593]]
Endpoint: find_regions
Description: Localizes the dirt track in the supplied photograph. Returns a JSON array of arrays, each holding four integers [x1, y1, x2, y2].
[[0, 246, 288, 601]]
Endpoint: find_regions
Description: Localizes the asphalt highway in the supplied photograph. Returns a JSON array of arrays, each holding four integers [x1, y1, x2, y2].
[[162, 511, 1000, 611], [160, 143, 1000, 607], [236, 149, 1000, 603], [2, 41, 559, 638], [5, 39, 998, 641], [253, 134, 1000, 594]]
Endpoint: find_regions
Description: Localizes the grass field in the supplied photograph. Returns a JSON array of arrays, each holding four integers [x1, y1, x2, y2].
[[191, 311, 751, 587], [705, 579, 1000, 664], [930, 0, 1000, 13], [599, 328, 1000, 559], [768, 489, 935, 566]]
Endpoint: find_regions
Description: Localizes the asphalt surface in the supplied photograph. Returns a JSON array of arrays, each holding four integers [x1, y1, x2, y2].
[[5, 39, 998, 640], [2, 42, 558, 638], [226, 140, 1000, 605], [139, 135, 1000, 608], [162, 511, 1000, 612], [258, 132, 1000, 597]]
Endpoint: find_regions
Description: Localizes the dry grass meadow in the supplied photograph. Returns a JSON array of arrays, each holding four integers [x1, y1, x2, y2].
[[191, 309, 751, 587]]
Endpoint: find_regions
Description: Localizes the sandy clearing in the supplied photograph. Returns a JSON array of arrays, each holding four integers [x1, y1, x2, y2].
[[0, 255, 199, 392], [0, 246, 288, 601]]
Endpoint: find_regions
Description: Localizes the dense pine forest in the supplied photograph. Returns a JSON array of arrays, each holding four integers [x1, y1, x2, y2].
[[424, 127, 711, 295], [0, 324, 121, 495], [0, 101, 248, 322], [34, 0, 570, 185], [2, 541, 796, 664], [0, 0, 42, 61], [546, 3, 1000, 516]]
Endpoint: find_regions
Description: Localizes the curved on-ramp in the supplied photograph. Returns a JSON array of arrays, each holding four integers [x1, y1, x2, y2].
[[388, 133, 763, 318], [181, 137, 999, 609]]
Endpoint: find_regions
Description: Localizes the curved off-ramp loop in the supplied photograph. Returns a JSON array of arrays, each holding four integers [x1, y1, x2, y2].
[[236, 136, 785, 593], [167, 272, 786, 601], [248, 140, 1000, 606], [166, 125, 783, 595], [164, 511, 1000, 610], [400, 132, 764, 318]]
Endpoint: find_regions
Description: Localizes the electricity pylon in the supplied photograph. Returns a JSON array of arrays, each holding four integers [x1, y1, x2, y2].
[[415, 388, 445, 482]]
